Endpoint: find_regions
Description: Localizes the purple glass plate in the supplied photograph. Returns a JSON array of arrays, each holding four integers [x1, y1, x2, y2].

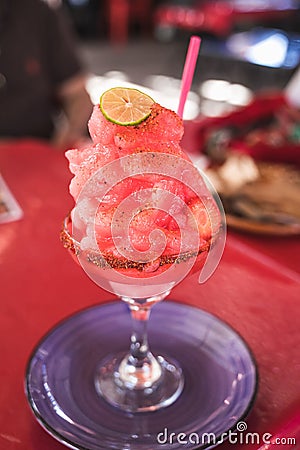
[[25, 301, 257, 450]]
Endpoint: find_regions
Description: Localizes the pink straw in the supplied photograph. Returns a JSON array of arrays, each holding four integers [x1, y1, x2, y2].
[[177, 35, 201, 118]]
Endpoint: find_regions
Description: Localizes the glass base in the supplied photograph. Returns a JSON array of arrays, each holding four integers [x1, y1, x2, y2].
[[95, 352, 184, 412], [25, 302, 257, 450]]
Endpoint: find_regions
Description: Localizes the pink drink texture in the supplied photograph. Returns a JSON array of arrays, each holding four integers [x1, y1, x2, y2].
[[66, 103, 220, 277]]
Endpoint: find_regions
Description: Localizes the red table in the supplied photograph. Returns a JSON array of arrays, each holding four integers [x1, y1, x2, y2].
[[0, 140, 299, 449]]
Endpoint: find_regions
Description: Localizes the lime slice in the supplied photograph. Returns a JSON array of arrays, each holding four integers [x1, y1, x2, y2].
[[99, 87, 154, 126]]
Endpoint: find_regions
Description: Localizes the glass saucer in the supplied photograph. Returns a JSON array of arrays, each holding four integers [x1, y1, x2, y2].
[[25, 301, 257, 450]]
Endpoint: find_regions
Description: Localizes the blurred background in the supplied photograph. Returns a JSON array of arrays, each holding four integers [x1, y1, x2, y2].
[[49, 0, 300, 119]]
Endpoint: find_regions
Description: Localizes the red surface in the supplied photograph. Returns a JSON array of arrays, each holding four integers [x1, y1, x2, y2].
[[0, 140, 300, 449]]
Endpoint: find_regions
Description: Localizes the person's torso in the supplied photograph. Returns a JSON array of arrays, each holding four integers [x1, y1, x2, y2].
[[0, 0, 58, 138]]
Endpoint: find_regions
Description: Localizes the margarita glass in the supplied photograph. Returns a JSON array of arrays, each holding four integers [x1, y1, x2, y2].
[[60, 88, 226, 413]]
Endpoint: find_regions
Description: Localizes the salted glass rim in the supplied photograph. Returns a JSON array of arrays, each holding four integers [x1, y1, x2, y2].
[[60, 212, 215, 270]]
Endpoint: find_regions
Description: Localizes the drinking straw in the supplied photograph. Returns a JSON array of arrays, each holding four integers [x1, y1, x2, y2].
[[177, 35, 201, 118]]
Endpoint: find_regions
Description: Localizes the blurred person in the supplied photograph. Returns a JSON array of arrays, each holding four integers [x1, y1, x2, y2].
[[0, 0, 93, 149]]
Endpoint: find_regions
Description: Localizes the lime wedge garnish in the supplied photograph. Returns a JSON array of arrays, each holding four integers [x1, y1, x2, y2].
[[99, 87, 154, 126]]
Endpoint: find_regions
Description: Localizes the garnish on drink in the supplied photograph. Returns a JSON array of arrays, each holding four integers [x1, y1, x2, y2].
[[99, 87, 154, 125]]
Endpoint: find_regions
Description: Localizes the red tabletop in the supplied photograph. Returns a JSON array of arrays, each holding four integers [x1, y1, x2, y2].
[[0, 140, 300, 449]]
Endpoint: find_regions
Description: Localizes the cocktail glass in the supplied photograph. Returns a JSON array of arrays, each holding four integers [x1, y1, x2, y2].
[[60, 152, 226, 413]]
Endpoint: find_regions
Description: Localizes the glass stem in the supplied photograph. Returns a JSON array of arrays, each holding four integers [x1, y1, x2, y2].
[[95, 292, 184, 412], [118, 296, 167, 390]]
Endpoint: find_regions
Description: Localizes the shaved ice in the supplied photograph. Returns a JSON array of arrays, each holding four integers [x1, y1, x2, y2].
[[66, 99, 221, 274]]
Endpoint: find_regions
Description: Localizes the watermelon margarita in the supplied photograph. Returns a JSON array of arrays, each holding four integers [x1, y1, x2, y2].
[[61, 88, 225, 412]]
